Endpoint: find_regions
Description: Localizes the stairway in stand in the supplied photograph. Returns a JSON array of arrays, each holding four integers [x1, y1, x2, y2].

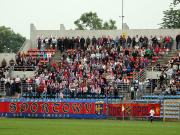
[[155, 49, 179, 66], [145, 50, 180, 95], [51, 51, 63, 63]]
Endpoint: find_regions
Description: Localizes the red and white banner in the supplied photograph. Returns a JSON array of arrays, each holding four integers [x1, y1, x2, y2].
[[108, 103, 160, 117]]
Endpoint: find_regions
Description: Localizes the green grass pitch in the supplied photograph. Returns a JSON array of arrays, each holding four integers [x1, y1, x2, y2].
[[0, 118, 180, 135]]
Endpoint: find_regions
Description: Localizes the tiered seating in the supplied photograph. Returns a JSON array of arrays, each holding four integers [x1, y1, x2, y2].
[[22, 92, 123, 100], [2, 34, 177, 100], [28, 48, 55, 54], [115, 82, 130, 92], [13, 66, 35, 71], [27, 48, 55, 64]]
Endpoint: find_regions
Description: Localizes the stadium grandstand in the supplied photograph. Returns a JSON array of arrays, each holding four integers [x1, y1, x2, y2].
[[0, 24, 180, 122]]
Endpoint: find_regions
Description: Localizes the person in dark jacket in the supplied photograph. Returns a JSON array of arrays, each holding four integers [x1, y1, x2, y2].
[[80, 37, 85, 50], [48, 37, 52, 48], [57, 37, 64, 52], [132, 37, 136, 48], [176, 34, 180, 50], [37, 37, 42, 50], [126, 36, 132, 48], [63, 37, 69, 50], [92, 36, 97, 46], [71, 37, 75, 49], [75, 36, 80, 49], [86, 37, 91, 48]]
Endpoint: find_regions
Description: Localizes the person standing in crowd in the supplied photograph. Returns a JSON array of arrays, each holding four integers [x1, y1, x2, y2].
[[164, 36, 171, 50], [48, 37, 52, 48], [71, 37, 75, 49], [52, 37, 57, 49], [119, 35, 126, 48], [92, 36, 97, 47], [86, 36, 91, 48], [44, 37, 49, 49], [143, 36, 149, 48], [176, 34, 180, 50], [80, 36, 85, 50], [37, 37, 42, 50], [126, 36, 132, 48], [57, 37, 64, 52], [63, 37, 69, 50], [152, 36, 158, 48], [132, 37, 136, 48], [149, 108, 155, 123], [75, 36, 80, 49], [139, 36, 144, 48]]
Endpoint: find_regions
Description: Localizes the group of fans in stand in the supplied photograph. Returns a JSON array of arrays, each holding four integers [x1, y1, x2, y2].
[[1, 34, 180, 99], [37, 35, 174, 51]]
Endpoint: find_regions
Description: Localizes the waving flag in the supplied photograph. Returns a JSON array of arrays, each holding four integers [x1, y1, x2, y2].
[[122, 105, 125, 112]]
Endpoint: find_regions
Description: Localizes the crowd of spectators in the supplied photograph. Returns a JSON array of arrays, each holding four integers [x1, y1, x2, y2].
[[15, 52, 39, 67], [34, 35, 176, 98], [37, 35, 174, 51], [0, 34, 178, 99], [13, 49, 56, 71]]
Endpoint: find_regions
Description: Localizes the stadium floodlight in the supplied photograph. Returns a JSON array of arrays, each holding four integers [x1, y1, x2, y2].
[[119, 0, 124, 30]]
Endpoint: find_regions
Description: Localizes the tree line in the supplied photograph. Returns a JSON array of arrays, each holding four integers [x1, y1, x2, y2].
[[160, 0, 180, 28], [0, 26, 25, 53]]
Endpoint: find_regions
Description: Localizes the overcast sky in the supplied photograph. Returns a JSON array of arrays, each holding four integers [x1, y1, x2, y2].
[[0, 0, 172, 38]]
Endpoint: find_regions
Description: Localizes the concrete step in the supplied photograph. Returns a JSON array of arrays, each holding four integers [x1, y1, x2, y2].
[[152, 50, 179, 67], [52, 56, 62, 58], [11, 71, 36, 78]]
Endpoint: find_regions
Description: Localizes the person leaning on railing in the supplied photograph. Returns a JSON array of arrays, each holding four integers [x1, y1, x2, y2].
[[176, 34, 180, 50]]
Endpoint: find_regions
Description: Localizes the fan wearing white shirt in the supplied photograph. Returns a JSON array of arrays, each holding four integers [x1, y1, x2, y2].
[[52, 37, 57, 49]]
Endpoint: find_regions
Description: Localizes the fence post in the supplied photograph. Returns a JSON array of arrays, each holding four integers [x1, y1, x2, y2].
[[0, 81, 1, 96], [122, 97, 124, 121], [21, 82, 23, 98], [179, 103, 180, 121], [163, 100, 165, 122]]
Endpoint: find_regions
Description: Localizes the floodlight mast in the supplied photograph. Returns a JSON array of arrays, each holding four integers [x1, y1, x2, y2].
[[119, 0, 124, 30]]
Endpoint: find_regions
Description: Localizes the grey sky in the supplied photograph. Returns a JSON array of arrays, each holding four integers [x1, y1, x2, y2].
[[0, 0, 172, 38]]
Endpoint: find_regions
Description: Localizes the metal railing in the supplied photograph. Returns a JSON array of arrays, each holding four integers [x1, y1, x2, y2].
[[133, 69, 146, 83], [163, 99, 180, 121], [0, 81, 6, 96], [19, 81, 127, 99], [20, 82, 37, 94], [114, 82, 130, 93], [13, 66, 36, 71]]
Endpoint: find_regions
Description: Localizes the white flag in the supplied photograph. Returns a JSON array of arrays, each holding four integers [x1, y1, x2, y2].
[[122, 105, 125, 112]]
